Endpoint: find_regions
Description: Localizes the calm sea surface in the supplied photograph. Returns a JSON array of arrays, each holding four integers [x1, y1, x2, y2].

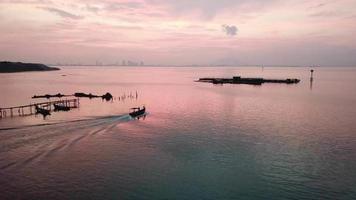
[[0, 66, 356, 199]]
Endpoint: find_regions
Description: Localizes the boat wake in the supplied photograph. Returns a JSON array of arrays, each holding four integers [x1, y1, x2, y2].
[[0, 114, 131, 131], [0, 114, 135, 171]]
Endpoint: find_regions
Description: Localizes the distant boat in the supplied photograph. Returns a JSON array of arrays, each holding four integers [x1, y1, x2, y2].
[[129, 106, 146, 118], [53, 104, 70, 111]]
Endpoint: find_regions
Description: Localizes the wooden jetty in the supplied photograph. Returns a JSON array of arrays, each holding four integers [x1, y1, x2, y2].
[[197, 76, 300, 85], [0, 98, 79, 119]]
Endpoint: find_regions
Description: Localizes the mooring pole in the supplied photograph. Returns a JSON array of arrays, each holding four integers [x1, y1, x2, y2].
[[310, 69, 314, 90]]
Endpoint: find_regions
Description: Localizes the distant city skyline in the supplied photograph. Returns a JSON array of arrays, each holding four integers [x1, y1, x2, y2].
[[1, 0, 356, 66]]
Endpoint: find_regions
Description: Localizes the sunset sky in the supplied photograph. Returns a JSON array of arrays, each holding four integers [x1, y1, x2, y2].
[[0, 0, 355, 66]]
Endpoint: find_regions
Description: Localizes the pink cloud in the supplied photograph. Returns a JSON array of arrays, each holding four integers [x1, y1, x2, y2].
[[0, 0, 355, 66]]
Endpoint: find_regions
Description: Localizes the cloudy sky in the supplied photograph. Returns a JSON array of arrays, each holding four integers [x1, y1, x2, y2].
[[0, 0, 356, 66]]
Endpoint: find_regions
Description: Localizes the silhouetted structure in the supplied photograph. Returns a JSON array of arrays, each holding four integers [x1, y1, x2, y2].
[[53, 104, 71, 111], [74, 92, 100, 99], [197, 76, 300, 85], [0, 98, 79, 119], [31, 92, 123, 102], [35, 105, 51, 119], [0, 61, 60, 73], [129, 106, 146, 118], [74, 92, 113, 101], [310, 69, 314, 90], [102, 92, 113, 101], [32, 93, 69, 99], [310, 69, 314, 80]]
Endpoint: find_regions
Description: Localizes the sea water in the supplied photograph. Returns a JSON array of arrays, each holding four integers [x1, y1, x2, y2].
[[0, 66, 356, 199]]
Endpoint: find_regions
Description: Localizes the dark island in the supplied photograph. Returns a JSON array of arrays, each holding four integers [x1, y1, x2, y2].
[[0, 61, 60, 73]]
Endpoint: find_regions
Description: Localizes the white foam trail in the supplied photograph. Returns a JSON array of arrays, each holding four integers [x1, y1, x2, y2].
[[0, 113, 144, 170]]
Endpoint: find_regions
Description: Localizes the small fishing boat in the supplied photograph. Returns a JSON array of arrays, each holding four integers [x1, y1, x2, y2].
[[53, 104, 70, 111], [129, 106, 146, 117], [35, 105, 51, 118]]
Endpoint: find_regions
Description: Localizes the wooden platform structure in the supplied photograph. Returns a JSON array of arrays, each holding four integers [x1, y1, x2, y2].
[[197, 76, 300, 85], [0, 98, 79, 119]]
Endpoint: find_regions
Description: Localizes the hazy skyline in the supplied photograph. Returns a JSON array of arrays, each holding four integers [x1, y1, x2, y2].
[[0, 0, 356, 66]]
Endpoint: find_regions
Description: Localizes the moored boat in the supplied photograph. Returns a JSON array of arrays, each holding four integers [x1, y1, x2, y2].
[[53, 104, 70, 111], [35, 105, 51, 118]]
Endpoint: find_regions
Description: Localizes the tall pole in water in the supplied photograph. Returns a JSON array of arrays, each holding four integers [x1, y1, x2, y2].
[[310, 69, 314, 90]]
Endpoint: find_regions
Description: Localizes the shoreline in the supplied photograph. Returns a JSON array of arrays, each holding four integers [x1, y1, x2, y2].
[[0, 61, 60, 73]]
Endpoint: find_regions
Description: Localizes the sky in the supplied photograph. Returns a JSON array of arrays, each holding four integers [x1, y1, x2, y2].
[[0, 0, 356, 66]]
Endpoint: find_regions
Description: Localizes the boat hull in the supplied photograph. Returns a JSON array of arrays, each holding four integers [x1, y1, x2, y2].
[[54, 104, 70, 111], [129, 108, 145, 117]]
